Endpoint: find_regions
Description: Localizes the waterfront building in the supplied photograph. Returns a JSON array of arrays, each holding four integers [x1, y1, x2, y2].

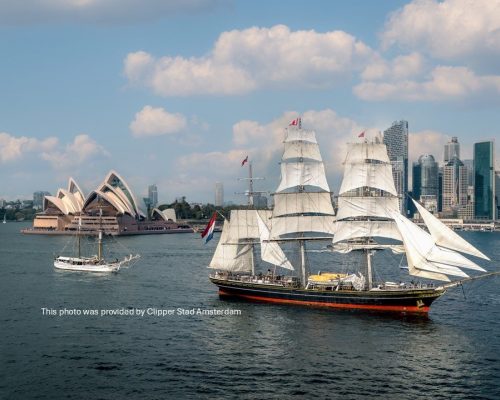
[[27, 171, 193, 235], [462, 159, 474, 187], [383, 120, 408, 214], [420, 195, 438, 214], [0, 198, 5, 208], [215, 182, 224, 207], [412, 155, 438, 204], [496, 171, 500, 219], [148, 184, 158, 209], [442, 157, 468, 215], [474, 141, 495, 220], [33, 191, 51, 210], [444, 137, 460, 163]]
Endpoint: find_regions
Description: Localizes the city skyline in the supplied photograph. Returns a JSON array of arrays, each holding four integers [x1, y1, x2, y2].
[[1, 0, 500, 203]]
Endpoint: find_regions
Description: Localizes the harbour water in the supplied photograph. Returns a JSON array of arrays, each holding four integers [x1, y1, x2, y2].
[[1, 222, 500, 399]]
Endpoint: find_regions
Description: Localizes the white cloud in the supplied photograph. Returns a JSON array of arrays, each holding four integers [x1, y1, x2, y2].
[[381, 0, 500, 62], [0, 0, 220, 25], [354, 65, 500, 101], [41, 134, 109, 170], [0, 132, 58, 163], [124, 24, 377, 96], [409, 130, 449, 164], [171, 109, 367, 201], [130, 106, 187, 137], [361, 52, 425, 81]]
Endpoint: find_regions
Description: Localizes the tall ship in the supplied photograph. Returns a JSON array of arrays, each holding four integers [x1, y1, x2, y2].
[[207, 120, 494, 313]]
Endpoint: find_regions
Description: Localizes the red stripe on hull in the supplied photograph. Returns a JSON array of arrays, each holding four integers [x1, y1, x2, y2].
[[218, 289, 430, 313]]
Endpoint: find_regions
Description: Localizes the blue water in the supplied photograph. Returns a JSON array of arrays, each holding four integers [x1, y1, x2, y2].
[[1, 222, 500, 399]]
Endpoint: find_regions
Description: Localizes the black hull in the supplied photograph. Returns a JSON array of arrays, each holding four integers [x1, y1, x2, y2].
[[210, 277, 446, 313]]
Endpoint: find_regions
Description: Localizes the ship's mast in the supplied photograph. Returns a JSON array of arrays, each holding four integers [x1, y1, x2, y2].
[[78, 216, 81, 258], [300, 240, 307, 286], [366, 249, 373, 290], [237, 160, 265, 206], [98, 207, 103, 262]]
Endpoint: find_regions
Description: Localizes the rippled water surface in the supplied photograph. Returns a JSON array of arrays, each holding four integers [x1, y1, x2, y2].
[[1, 222, 500, 399]]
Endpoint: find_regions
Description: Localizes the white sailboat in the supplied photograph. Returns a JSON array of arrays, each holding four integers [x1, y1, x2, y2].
[[54, 210, 140, 273], [2, 214, 6, 224]]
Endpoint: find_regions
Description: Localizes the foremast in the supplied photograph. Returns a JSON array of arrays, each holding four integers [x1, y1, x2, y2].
[[269, 118, 336, 287], [333, 135, 489, 286], [334, 134, 402, 289]]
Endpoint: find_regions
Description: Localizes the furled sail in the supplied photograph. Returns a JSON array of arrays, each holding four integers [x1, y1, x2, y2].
[[412, 199, 490, 260], [256, 212, 294, 270], [209, 220, 253, 272]]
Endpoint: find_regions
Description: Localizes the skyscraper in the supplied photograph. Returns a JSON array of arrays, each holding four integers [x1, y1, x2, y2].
[[444, 136, 460, 163], [495, 171, 500, 219], [33, 191, 51, 210], [442, 158, 468, 214], [462, 159, 474, 187], [412, 154, 438, 214], [215, 182, 224, 207], [383, 120, 408, 214], [474, 141, 495, 220], [148, 184, 158, 208]]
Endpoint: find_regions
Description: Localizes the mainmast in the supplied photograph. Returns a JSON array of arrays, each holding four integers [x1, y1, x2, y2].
[[98, 207, 103, 262], [237, 159, 265, 206], [269, 118, 336, 287], [334, 134, 401, 289]]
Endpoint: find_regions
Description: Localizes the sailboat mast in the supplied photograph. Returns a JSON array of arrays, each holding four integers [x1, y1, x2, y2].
[[366, 249, 373, 290], [251, 242, 255, 276], [248, 161, 254, 206], [300, 240, 307, 287], [78, 216, 81, 258], [98, 208, 103, 262]]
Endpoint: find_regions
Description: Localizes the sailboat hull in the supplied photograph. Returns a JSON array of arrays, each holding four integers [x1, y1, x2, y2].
[[210, 278, 445, 313], [54, 257, 120, 272]]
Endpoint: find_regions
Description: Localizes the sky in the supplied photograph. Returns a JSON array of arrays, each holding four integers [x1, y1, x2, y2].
[[1, 0, 500, 206]]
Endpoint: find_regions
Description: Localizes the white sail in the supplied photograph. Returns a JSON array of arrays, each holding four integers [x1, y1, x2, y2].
[[276, 161, 330, 193], [270, 215, 336, 239], [226, 210, 260, 242], [412, 199, 490, 260], [273, 192, 335, 217], [344, 142, 391, 164], [338, 162, 397, 196], [332, 220, 402, 244], [282, 141, 322, 162], [392, 213, 485, 281], [336, 196, 400, 220], [285, 129, 317, 144], [256, 212, 294, 270], [209, 220, 253, 272]]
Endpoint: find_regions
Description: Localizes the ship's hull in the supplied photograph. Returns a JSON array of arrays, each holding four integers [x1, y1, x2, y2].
[[210, 277, 446, 313], [54, 260, 119, 272]]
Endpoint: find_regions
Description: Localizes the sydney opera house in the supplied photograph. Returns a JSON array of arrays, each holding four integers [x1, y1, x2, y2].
[[23, 170, 192, 235]]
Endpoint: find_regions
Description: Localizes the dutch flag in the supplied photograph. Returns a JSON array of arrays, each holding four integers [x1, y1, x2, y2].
[[201, 212, 217, 244]]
